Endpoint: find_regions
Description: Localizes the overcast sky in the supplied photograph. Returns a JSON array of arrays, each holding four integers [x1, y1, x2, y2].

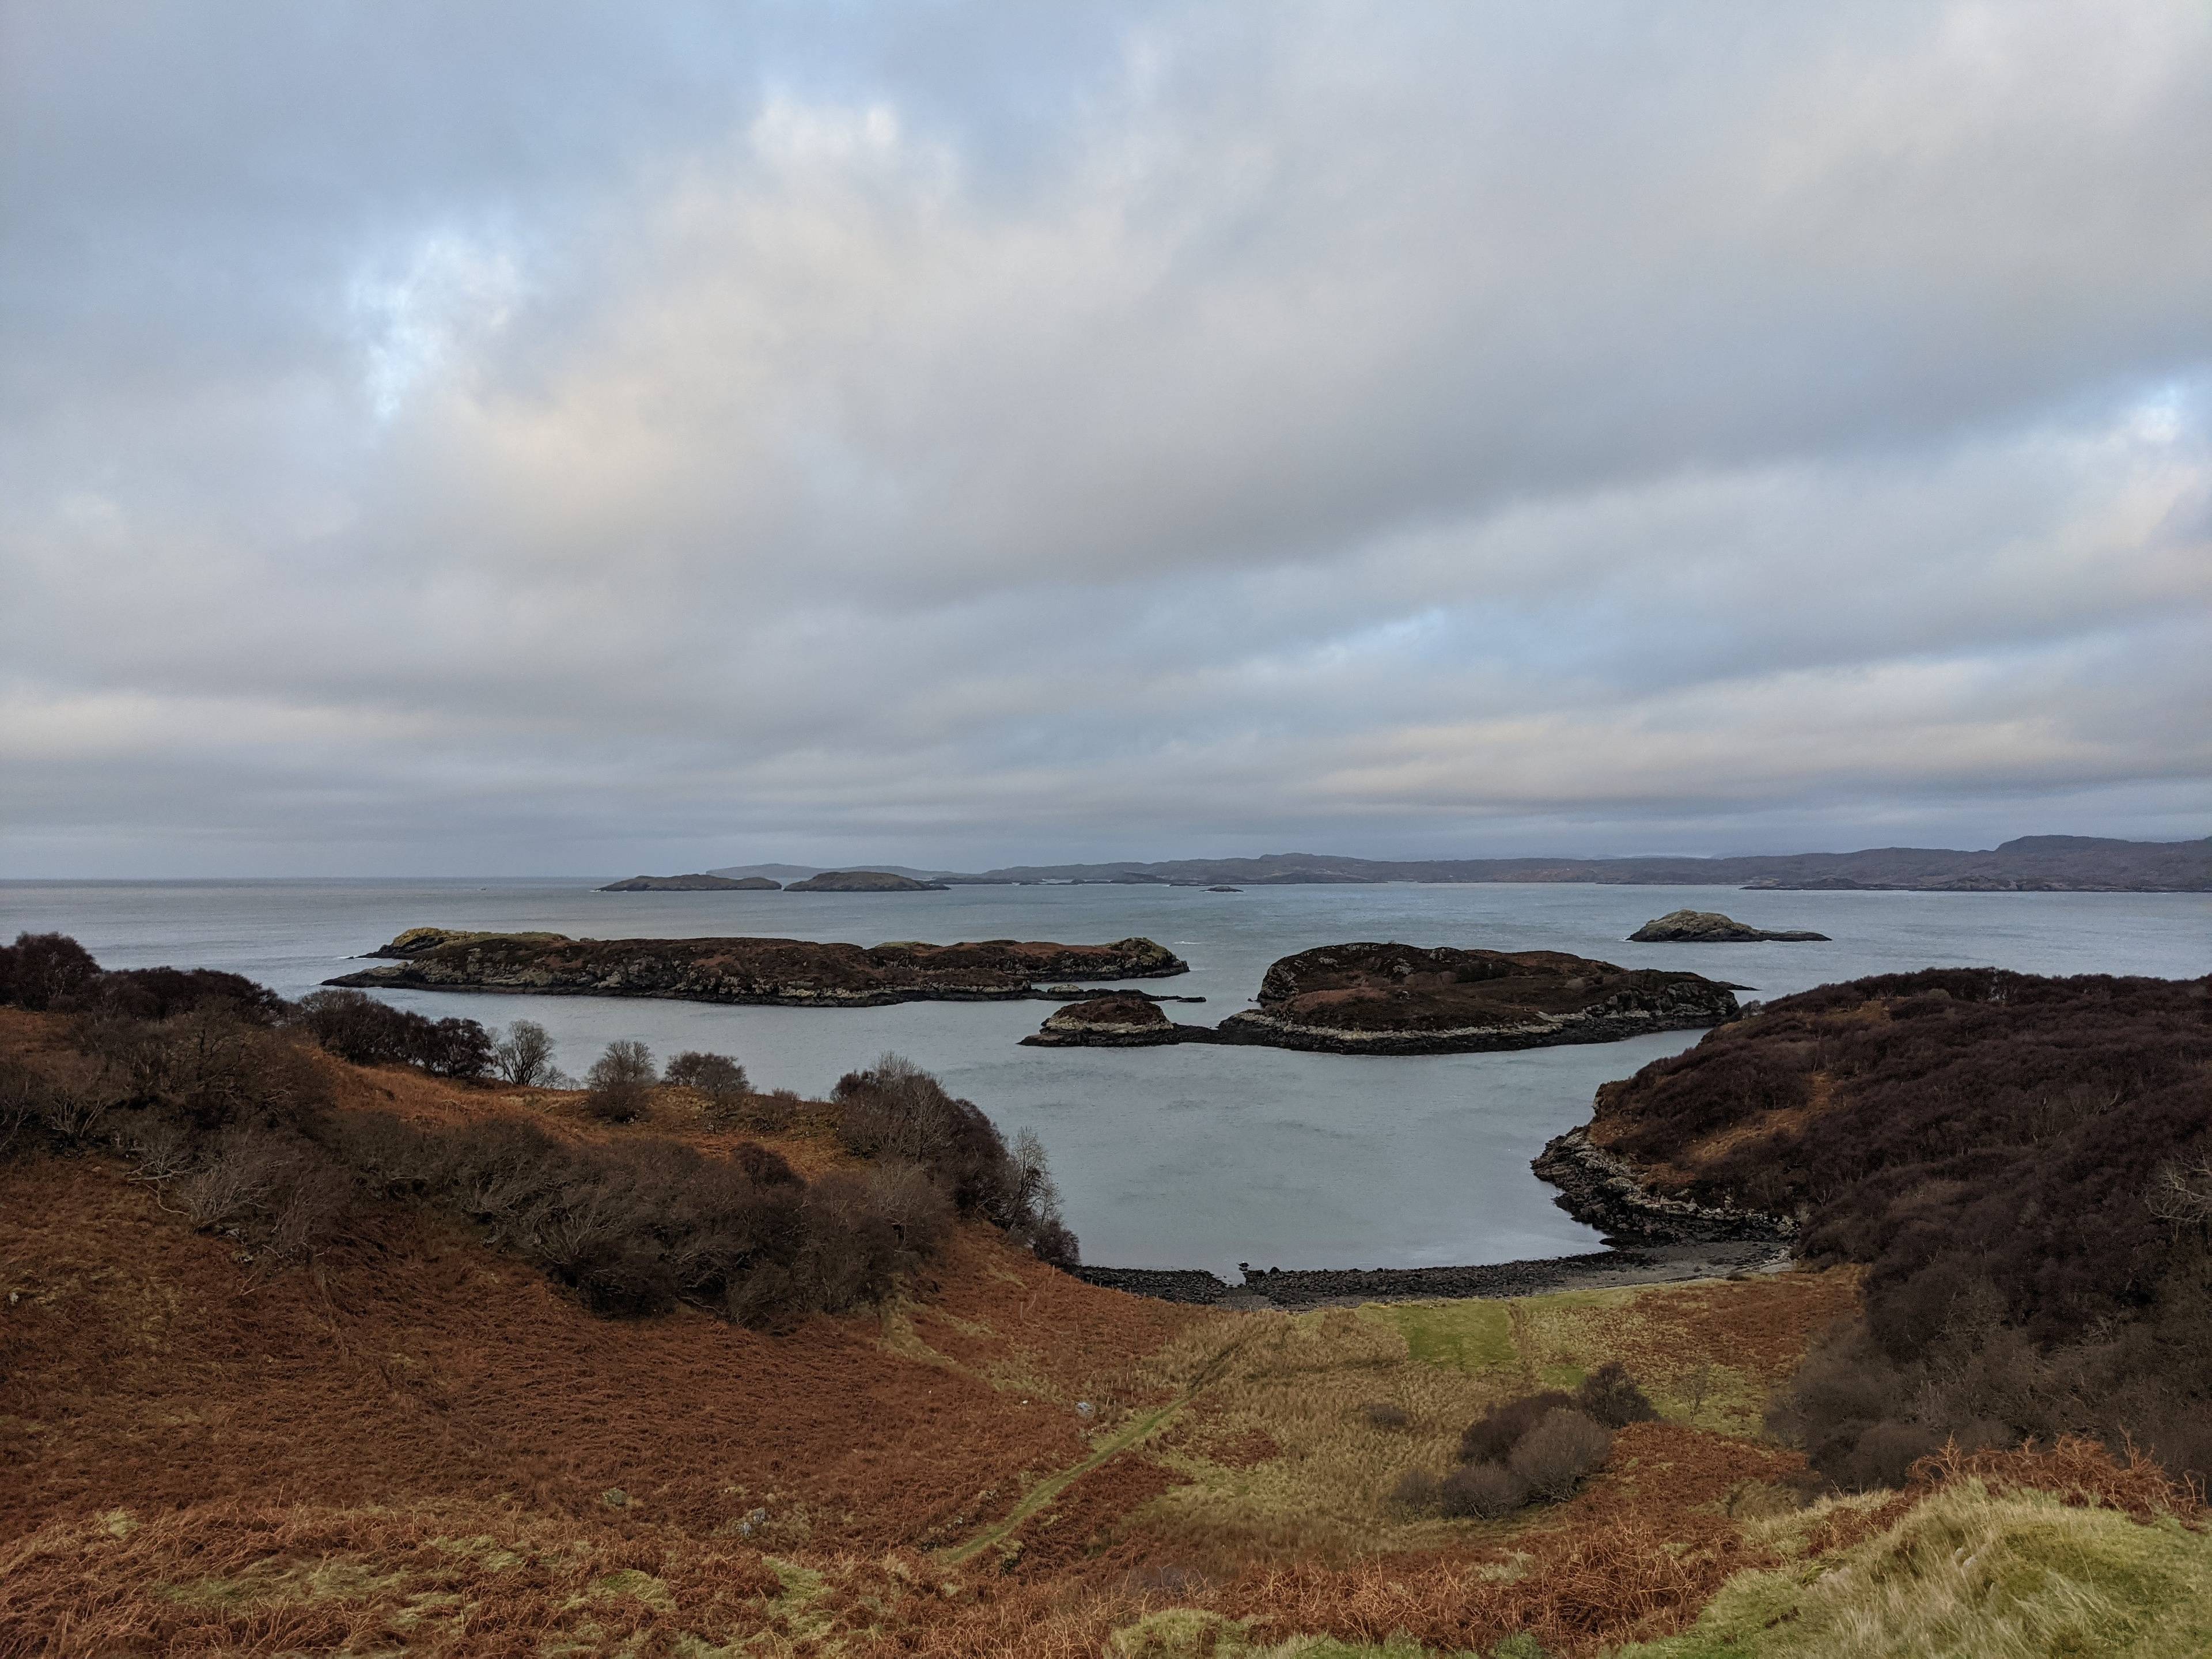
[[3, 1, 2208, 876]]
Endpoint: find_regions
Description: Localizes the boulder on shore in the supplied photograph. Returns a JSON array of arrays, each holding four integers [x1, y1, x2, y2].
[[1628, 909, 1828, 943]]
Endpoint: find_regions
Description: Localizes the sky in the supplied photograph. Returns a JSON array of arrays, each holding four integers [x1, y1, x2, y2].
[[3, 1, 2209, 877]]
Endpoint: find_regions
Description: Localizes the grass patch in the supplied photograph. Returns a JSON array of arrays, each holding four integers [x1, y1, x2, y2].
[[1619, 1483, 2212, 1658], [1374, 1302, 1517, 1374]]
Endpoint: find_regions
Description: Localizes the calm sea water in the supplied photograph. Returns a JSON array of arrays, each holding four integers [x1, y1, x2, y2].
[[6, 878, 2208, 1274]]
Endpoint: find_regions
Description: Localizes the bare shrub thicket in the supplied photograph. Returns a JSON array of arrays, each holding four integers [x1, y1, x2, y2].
[[664, 1050, 749, 1115], [832, 1054, 1077, 1266], [293, 990, 493, 1079], [1600, 967, 2212, 1490], [585, 1040, 657, 1123], [1403, 1376, 1638, 1520], [4, 935, 1053, 1325], [492, 1020, 562, 1087], [1509, 1409, 1615, 1499]]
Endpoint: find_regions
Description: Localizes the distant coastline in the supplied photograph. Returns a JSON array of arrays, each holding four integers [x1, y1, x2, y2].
[[709, 833, 2212, 893]]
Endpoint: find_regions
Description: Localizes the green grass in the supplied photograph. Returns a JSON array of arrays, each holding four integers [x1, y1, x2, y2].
[[1372, 1302, 1518, 1374], [1616, 1483, 2212, 1659]]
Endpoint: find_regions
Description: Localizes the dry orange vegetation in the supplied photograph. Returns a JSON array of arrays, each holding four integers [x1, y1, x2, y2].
[[6, 1010, 2197, 1657]]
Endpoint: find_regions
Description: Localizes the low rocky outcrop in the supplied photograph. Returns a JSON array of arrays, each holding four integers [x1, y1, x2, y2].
[[784, 870, 949, 892], [599, 873, 779, 892], [1532, 1126, 1797, 1246], [1627, 909, 1828, 943], [329, 931, 1187, 1005], [1021, 994, 1212, 1047], [1206, 942, 1739, 1055], [365, 927, 571, 959]]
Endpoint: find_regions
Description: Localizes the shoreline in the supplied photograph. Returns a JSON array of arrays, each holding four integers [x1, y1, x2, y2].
[[1074, 1239, 1793, 1309]]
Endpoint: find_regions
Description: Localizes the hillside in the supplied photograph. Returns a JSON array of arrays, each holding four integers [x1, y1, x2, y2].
[[5, 941, 2209, 1654], [1546, 968, 2212, 1491], [952, 834, 2212, 891]]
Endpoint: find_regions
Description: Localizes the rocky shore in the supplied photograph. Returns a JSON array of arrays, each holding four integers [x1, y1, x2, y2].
[[1075, 1241, 1790, 1309], [1532, 1126, 1798, 1245], [330, 930, 1188, 1006]]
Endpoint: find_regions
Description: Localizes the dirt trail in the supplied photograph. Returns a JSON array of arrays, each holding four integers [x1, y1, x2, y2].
[[935, 1327, 1254, 1566]]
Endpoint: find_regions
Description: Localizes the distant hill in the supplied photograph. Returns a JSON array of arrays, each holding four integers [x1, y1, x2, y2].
[[599, 873, 778, 891], [956, 835, 2212, 892]]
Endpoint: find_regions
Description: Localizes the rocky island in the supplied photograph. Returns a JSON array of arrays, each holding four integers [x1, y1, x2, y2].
[[783, 869, 948, 892], [1627, 908, 1828, 942], [1206, 941, 1740, 1054], [599, 873, 779, 892], [328, 931, 1187, 1005], [1019, 993, 1217, 1047]]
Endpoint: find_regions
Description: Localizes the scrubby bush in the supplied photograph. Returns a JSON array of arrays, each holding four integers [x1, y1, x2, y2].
[[1439, 1460, 1529, 1519], [1575, 1362, 1658, 1428], [0, 931, 100, 1010], [665, 1050, 748, 1102], [585, 1039, 658, 1123], [1458, 1391, 1574, 1465], [291, 989, 493, 1079], [833, 1054, 1078, 1266], [1508, 1408, 1613, 1499]]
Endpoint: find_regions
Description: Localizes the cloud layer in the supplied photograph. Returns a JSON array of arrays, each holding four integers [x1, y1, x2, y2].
[[3, 1, 2208, 874]]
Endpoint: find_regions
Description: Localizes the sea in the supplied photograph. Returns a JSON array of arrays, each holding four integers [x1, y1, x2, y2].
[[5, 878, 2207, 1277]]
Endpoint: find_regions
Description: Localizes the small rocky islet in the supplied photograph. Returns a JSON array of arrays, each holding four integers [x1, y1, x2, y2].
[[1024, 940, 1741, 1053], [1627, 907, 1828, 942], [329, 930, 1186, 1005]]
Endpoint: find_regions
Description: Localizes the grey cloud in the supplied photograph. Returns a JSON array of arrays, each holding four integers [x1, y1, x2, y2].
[[2, 2, 2209, 875]]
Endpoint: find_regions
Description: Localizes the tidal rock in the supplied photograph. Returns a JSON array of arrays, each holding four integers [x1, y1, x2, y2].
[[1021, 993, 1208, 1047], [1628, 909, 1828, 942]]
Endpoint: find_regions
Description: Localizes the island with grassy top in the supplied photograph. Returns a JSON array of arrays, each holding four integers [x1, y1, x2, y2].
[[783, 869, 949, 892], [328, 929, 1187, 1005], [1628, 908, 1829, 942]]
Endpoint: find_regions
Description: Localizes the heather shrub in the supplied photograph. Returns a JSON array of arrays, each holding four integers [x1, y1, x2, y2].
[[1439, 1460, 1529, 1519], [1458, 1391, 1574, 1465], [1508, 1408, 1612, 1499], [585, 1039, 657, 1123], [1575, 1362, 1658, 1428]]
